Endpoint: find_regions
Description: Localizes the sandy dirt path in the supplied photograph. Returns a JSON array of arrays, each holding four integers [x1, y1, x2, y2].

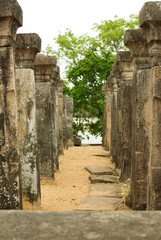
[[40, 145, 114, 211]]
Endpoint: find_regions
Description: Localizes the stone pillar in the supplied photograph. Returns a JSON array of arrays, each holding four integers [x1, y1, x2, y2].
[[57, 80, 64, 155], [0, 0, 23, 209], [15, 33, 41, 209], [66, 97, 74, 147], [109, 72, 118, 164], [102, 81, 111, 151], [140, 2, 161, 210], [114, 63, 122, 168], [51, 66, 59, 170], [63, 95, 69, 149], [124, 29, 150, 209], [116, 51, 134, 181], [34, 54, 56, 178]]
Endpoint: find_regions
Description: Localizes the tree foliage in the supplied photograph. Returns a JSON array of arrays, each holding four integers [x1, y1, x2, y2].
[[44, 15, 139, 137], [94, 14, 139, 53]]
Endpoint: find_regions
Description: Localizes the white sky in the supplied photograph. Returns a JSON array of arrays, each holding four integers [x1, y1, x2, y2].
[[17, 0, 157, 51]]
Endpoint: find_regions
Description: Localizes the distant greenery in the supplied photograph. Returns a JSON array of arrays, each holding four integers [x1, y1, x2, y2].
[[44, 15, 139, 137]]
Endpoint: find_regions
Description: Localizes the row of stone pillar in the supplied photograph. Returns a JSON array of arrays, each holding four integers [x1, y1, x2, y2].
[[0, 0, 74, 210], [102, 1, 161, 210]]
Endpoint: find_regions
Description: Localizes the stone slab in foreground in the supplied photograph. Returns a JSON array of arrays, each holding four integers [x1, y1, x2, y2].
[[77, 196, 123, 210], [0, 211, 161, 240], [89, 175, 119, 184], [88, 184, 123, 198], [86, 166, 116, 175]]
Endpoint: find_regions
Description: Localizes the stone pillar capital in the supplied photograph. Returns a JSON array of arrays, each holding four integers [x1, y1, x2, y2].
[[15, 33, 41, 69], [124, 29, 151, 69], [0, 0, 23, 46], [116, 51, 134, 81], [34, 54, 57, 82], [124, 29, 149, 58], [139, 2, 161, 43], [139, 2, 161, 66]]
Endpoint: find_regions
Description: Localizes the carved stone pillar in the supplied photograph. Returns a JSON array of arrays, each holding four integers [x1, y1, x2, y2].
[[113, 63, 122, 168], [109, 72, 118, 164], [116, 51, 134, 181], [57, 80, 64, 155], [140, 1, 161, 210], [51, 66, 59, 170], [124, 29, 150, 209], [63, 95, 69, 149], [0, 0, 23, 209], [15, 33, 41, 209], [34, 54, 56, 178], [66, 97, 74, 147], [102, 82, 111, 151]]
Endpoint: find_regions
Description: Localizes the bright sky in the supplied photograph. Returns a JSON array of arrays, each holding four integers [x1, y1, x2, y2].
[[17, 0, 157, 51]]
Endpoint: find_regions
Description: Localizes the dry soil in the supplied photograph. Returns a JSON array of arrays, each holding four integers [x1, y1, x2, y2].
[[40, 145, 114, 211]]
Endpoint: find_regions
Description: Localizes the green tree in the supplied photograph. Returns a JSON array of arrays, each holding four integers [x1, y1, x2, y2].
[[94, 14, 139, 53], [44, 15, 139, 138], [52, 32, 115, 136]]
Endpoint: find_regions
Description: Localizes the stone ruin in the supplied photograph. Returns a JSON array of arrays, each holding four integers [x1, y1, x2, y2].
[[102, 1, 161, 210], [0, 0, 74, 210], [0, 0, 161, 216], [1, 1, 161, 239]]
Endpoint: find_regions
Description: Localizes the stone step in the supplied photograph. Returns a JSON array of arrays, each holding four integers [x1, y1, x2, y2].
[[85, 166, 118, 176], [88, 184, 123, 198], [89, 175, 119, 184], [77, 196, 123, 210]]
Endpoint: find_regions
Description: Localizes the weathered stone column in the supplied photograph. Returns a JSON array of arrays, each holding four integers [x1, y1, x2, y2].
[[63, 95, 69, 149], [66, 97, 74, 147], [114, 63, 122, 168], [102, 82, 111, 151], [140, 2, 161, 210], [57, 80, 64, 155], [0, 0, 23, 209], [51, 66, 59, 170], [34, 54, 56, 178], [124, 29, 150, 209], [109, 73, 118, 164], [15, 33, 41, 209], [116, 51, 134, 181]]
